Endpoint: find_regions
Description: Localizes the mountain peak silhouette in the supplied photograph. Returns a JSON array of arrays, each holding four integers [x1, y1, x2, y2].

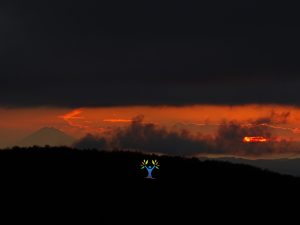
[[18, 127, 75, 147]]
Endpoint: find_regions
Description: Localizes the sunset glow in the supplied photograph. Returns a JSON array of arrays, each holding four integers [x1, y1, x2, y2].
[[243, 136, 269, 143], [103, 119, 132, 123], [1, 104, 300, 154]]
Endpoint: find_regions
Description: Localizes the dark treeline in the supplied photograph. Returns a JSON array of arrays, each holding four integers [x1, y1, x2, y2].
[[0, 146, 299, 218], [0, 146, 299, 190]]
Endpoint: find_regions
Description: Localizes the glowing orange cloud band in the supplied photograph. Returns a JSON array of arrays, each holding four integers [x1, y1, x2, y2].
[[103, 119, 132, 123], [243, 136, 269, 143]]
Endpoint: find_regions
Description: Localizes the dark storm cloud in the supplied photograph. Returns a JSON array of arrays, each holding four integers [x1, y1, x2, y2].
[[75, 115, 210, 155], [73, 134, 108, 150], [2, 1, 300, 107], [74, 116, 291, 156], [252, 111, 290, 125], [214, 121, 274, 156]]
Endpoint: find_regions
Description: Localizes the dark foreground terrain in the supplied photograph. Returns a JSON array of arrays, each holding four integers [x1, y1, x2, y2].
[[0, 147, 299, 219]]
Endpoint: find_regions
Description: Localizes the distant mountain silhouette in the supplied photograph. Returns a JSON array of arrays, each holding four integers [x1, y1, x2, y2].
[[211, 157, 300, 177], [18, 127, 75, 147]]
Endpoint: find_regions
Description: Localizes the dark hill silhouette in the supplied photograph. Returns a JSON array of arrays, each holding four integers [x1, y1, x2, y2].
[[0, 146, 299, 193], [0, 146, 298, 220]]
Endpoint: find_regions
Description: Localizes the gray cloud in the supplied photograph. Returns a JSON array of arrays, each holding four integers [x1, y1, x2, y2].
[[110, 115, 210, 155], [214, 121, 274, 156], [73, 134, 108, 150], [75, 116, 210, 155], [74, 116, 292, 157], [252, 111, 290, 125]]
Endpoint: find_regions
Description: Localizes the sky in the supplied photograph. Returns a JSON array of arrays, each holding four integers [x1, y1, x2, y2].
[[1, 1, 300, 157]]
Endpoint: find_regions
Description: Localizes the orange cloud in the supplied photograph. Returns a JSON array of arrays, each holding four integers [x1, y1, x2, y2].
[[2, 104, 300, 149], [55, 105, 300, 140], [61, 109, 84, 120], [59, 109, 86, 129], [103, 119, 132, 123]]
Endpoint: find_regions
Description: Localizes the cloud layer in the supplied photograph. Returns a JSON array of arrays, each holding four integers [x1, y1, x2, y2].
[[1, 1, 300, 107], [74, 116, 293, 157]]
